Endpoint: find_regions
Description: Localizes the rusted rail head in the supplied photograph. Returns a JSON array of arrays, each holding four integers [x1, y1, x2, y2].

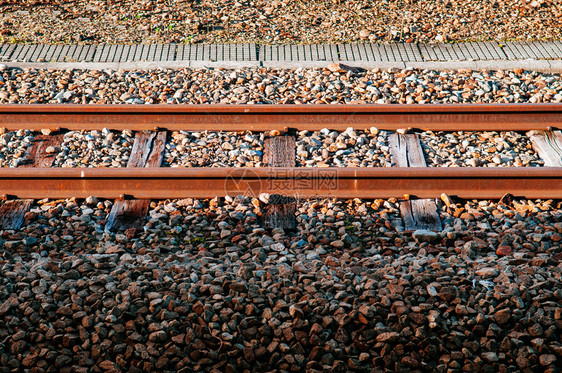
[[0, 104, 561, 131], [0, 168, 560, 200]]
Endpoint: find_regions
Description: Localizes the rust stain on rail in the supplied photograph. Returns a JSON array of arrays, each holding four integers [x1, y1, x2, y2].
[[0, 104, 561, 131]]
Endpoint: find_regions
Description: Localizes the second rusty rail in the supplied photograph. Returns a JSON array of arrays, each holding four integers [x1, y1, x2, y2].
[[0, 103, 561, 131], [0, 167, 560, 199]]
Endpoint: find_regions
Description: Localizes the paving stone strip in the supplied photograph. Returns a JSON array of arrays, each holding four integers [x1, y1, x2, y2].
[[1, 42, 562, 72]]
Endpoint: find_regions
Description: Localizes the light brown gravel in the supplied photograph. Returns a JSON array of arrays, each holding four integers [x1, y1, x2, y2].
[[52, 129, 133, 167], [420, 131, 543, 167], [163, 130, 264, 167], [0, 67, 561, 105], [295, 128, 391, 167], [0, 0, 560, 44], [0, 129, 33, 167]]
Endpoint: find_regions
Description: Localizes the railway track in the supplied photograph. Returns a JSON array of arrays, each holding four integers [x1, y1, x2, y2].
[[0, 103, 561, 231], [1, 103, 562, 372]]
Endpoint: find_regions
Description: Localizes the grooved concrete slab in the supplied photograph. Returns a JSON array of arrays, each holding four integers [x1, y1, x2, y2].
[[11, 45, 25, 61], [84, 45, 96, 62], [1, 42, 561, 72]]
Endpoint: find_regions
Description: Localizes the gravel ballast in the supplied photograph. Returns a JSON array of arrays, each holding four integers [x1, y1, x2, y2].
[[0, 196, 560, 371], [52, 129, 134, 168], [163, 130, 264, 168], [420, 131, 543, 167], [0, 67, 561, 105], [295, 129, 391, 167], [0, 129, 33, 167], [0, 0, 560, 44]]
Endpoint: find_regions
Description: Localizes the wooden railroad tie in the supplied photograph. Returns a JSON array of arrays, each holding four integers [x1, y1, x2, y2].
[[389, 132, 442, 232], [0, 133, 64, 230], [22, 133, 64, 168], [527, 130, 562, 167], [262, 135, 297, 230], [0, 199, 33, 231], [105, 131, 167, 232]]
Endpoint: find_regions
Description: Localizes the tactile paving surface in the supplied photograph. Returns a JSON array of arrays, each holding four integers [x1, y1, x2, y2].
[[0, 42, 561, 63]]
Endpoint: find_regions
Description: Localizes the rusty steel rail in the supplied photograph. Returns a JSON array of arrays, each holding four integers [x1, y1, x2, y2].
[[0, 104, 561, 131], [0, 168, 560, 199]]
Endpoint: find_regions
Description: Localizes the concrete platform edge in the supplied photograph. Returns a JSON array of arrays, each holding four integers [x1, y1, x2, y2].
[[3, 60, 562, 73], [474, 60, 554, 72]]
